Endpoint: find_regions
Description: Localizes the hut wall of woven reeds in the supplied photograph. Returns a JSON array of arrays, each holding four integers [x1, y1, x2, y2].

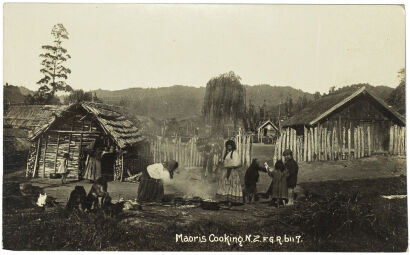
[[24, 102, 148, 181]]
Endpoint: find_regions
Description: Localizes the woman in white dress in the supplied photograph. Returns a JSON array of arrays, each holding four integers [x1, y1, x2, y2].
[[216, 140, 243, 206]]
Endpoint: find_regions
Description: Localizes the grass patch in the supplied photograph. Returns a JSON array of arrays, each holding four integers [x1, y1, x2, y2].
[[3, 176, 407, 251]]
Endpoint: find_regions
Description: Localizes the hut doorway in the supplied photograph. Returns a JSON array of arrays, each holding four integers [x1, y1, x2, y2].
[[101, 152, 116, 181]]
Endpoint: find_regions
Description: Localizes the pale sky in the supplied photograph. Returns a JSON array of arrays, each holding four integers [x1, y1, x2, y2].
[[3, 4, 405, 94]]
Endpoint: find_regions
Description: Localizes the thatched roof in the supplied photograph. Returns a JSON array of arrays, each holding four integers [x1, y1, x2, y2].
[[4, 105, 69, 130], [6, 103, 144, 149], [282, 87, 406, 127], [80, 102, 144, 148]]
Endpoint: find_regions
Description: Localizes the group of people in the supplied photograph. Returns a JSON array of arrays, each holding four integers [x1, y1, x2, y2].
[[263, 149, 299, 207], [136, 139, 299, 208]]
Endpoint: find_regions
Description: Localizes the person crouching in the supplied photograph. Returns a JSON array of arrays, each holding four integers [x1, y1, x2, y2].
[[137, 160, 179, 203]]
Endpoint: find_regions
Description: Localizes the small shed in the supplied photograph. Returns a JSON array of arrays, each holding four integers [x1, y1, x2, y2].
[[257, 120, 279, 143], [282, 86, 405, 152], [25, 102, 149, 181]]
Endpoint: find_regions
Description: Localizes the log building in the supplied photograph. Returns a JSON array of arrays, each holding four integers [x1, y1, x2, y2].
[[282, 86, 405, 153], [24, 102, 149, 181]]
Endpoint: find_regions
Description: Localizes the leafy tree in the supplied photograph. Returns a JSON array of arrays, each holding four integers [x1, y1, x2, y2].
[[64, 89, 92, 104], [387, 68, 406, 115], [314, 92, 321, 100], [397, 68, 405, 83], [202, 71, 246, 133], [24, 91, 60, 105], [119, 97, 130, 107], [329, 86, 336, 94], [37, 24, 72, 96], [165, 118, 179, 137]]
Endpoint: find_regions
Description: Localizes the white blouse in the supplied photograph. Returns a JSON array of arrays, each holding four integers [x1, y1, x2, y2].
[[223, 150, 241, 168], [147, 163, 171, 182]]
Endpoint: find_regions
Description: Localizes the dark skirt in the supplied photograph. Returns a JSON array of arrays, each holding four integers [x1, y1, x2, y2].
[[137, 170, 164, 202]]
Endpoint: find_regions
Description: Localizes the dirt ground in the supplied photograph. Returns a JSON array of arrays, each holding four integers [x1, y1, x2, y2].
[[3, 154, 408, 251], [6, 154, 404, 205]]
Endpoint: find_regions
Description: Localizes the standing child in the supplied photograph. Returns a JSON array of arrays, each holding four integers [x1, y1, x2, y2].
[[283, 149, 299, 205], [266, 160, 289, 208], [58, 153, 70, 184]]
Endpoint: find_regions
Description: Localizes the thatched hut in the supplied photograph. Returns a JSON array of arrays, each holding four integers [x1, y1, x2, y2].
[[25, 102, 149, 181], [282, 86, 405, 152], [4, 105, 68, 168]]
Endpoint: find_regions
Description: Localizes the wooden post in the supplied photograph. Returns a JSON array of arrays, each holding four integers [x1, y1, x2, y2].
[[348, 128, 351, 160], [398, 126, 403, 155], [68, 134, 72, 155], [387, 126, 391, 155], [120, 153, 124, 182], [323, 127, 327, 160], [190, 138, 194, 167], [394, 125, 398, 155], [290, 129, 294, 154], [314, 127, 318, 160], [53, 133, 60, 173], [361, 126, 365, 158], [293, 129, 297, 158], [355, 127, 359, 158], [357, 127, 361, 158], [42, 135, 48, 178], [277, 134, 282, 162], [273, 138, 278, 164], [79, 133, 83, 172], [329, 129, 332, 160], [286, 128, 290, 149], [33, 137, 42, 178], [307, 129, 311, 161], [367, 126, 371, 157], [318, 126, 321, 160], [26, 147, 32, 178], [342, 127, 346, 159], [403, 127, 406, 155], [330, 129, 334, 160], [303, 126, 307, 162], [393, 125, 396, 155], [323, 128, 327, 160]]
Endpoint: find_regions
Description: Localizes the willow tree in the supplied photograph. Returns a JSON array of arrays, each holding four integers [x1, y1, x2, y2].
[[203, 71, 246, 134]]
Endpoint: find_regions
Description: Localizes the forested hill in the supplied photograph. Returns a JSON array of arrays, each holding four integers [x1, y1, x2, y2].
[[4, 83, 397, 121], [3, 84, 34, 105], [93, 85, 315, 120]]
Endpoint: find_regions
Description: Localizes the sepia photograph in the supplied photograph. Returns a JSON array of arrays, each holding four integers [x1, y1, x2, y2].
[[2, 3, 407, 251]]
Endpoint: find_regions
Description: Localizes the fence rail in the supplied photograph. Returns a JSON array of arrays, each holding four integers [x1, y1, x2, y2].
[[149, 133, 253, 168], [389, 125, 406, 156], [149, 136, 202, 167], [273, 124, 398, 163]]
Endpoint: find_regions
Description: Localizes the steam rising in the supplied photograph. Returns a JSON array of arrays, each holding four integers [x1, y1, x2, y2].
[[164, 167, 219, 200]]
